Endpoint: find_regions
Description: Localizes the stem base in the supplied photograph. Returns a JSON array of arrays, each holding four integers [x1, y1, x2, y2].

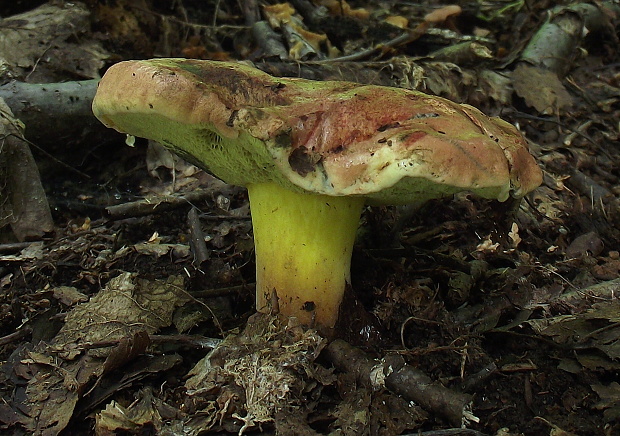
[[248, 183, 364, 331]]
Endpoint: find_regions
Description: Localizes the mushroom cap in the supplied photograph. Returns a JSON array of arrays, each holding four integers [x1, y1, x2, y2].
[[93, 59, 542, 204]]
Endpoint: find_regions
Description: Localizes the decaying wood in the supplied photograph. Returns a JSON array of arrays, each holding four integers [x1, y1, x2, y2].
[[1, 0, 618, 434], [325, 339, 475, 427], [0, 79, 109, 148]]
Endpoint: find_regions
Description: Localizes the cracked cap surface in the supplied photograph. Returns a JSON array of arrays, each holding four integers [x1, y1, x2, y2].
[[92, 59, 542, 204]]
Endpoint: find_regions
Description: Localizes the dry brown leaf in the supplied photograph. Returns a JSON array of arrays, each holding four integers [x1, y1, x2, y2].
[[513, 63, 573, 114], [317, 0, 370, 19], [0, 99, 53, 241], [53, 273, 188, 352], [592, 382, 620, 422], [0, 2, 108, 81]]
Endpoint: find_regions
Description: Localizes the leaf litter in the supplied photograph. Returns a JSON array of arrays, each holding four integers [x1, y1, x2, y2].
[[1, 0, 620, 435]]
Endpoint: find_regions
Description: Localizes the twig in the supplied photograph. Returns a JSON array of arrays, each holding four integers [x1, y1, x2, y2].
[[551, 277, 620, 310], [316, 5, 465, 63], [511, 111, 612, 159], [461, 362, 498, 393], [317, 28, 426, 63], [105, 188, 220, 220], [400, 316, 443, 350], [0, 327, 31, 346], [191, 283, 255, 299], [240, 0, 261, 27], [127, 4, 249, 31], [68, 334, 222, 351], [566, 169, 612, 205], [289, 0, 328, 24], [199, 214, 251, 220], [187, 206, 210, 267], [0, 241, 33, 254], [367, 246, 472, 273], [212, 0, 221, 27], [324, 339, 475, 427], [25, 44, 52, 81]]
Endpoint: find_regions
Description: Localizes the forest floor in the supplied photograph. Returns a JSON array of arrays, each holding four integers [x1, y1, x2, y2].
[[1, 1, 619, 435]]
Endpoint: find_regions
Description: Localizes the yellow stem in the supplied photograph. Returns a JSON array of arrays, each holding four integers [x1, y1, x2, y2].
[[247, 182, 364, 332]]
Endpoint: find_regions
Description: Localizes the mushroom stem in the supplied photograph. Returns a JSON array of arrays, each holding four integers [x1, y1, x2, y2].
[[247, 182, 364, 331]]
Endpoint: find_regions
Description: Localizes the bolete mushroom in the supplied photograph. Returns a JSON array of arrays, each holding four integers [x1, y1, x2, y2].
[[92, 59, 542, 333]]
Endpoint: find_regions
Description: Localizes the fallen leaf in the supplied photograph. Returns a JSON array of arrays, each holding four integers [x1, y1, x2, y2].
[[592, 382, 620, 422], [513, 63, 573, 114], [52, 287, 89, 306], [0, 2, 107, 80]]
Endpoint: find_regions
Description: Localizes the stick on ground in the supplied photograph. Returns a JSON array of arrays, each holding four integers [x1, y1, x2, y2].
[[325, 339, 475, 427]]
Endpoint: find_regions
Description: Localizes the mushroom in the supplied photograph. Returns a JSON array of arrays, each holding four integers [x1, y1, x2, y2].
[[92, 59, 542, 333]]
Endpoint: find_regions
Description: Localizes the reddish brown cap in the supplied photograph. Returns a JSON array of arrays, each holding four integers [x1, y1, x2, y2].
[[93, 59, 542, 204]]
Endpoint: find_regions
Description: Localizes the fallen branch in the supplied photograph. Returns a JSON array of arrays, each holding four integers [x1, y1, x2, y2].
[[0, 327, 31, 346], [324, 339, 475, 427], [104, 187, 227, 220], [0, 79, 106, 147], [0, 241, 33, 254]]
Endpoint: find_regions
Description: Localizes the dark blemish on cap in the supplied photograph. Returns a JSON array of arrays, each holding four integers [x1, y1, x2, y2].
[[289, 148, 320, 177]]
